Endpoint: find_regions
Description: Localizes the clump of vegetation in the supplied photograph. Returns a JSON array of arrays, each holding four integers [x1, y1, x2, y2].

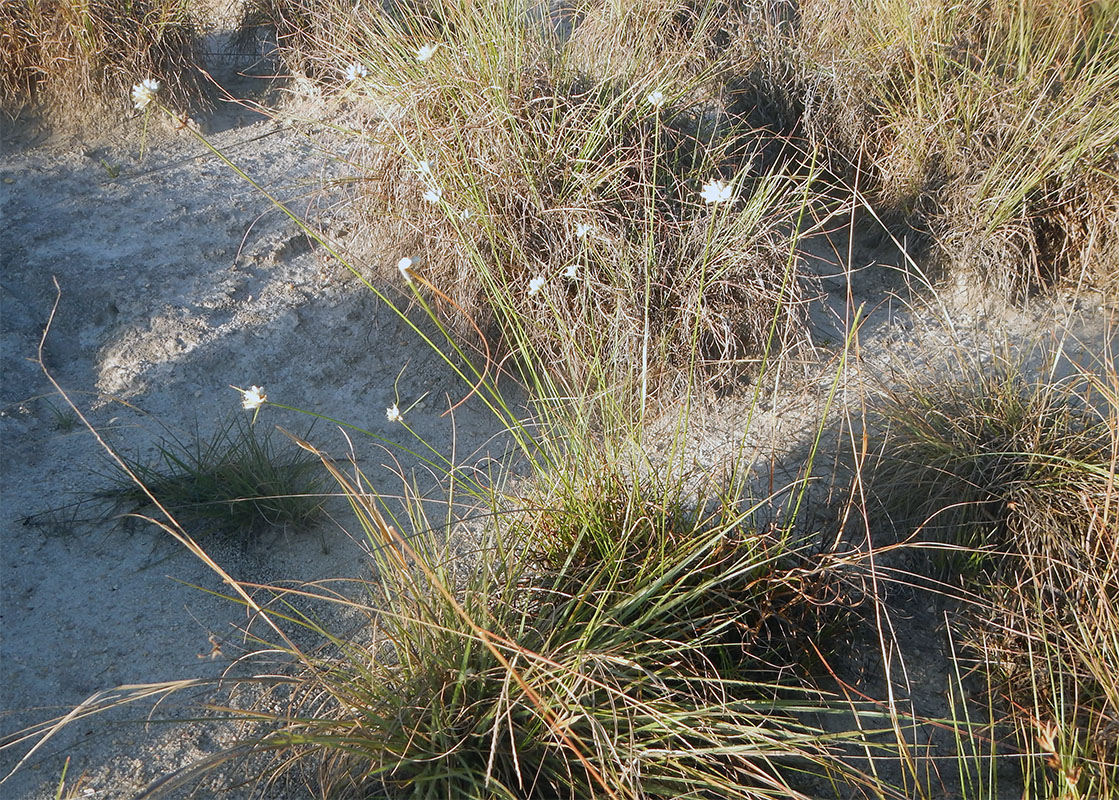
[[237, 0, 354, 80], [874, 362, 1111, 557], [104, 416, 327, 536], [0, 0, 204, 122], [784, 0, 1119, 294], [159, 441, 867, 800], [8, 1, 1119, 798], [873, 350, 1119, 796], [241, 0, 821, 410], [529, 463, 853, 677]]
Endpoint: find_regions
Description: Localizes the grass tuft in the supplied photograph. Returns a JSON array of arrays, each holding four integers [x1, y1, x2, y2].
[[872, 346, 1119, 796], [102, 415, 327, 537], [784, 0, 1119, 295], [178, 446, 868, 800], [874, 357, 1112, 561]]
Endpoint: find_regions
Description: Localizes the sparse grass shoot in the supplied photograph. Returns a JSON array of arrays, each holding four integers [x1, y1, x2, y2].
[[103, 415, 327, 537]]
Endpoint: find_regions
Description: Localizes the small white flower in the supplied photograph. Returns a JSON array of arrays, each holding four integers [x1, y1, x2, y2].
[[527, 276, 546, 296], [646, 90, 666, 109], [422, 186, 442, 204], [343, 62, 369, 82], [240, 385, 266, 410], [700, 177, 733, 204], [386, 403, 403, 422], [574, 222, 591, 239], [131, 78, 160, 110], [563, 263, 578, 279], [415, 159, 433, 176], [398, 256, 415, 283], [416, 43, 440, 62]]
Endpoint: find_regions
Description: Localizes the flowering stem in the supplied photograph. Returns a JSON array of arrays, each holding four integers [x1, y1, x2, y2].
[[641, 110, 661, 422], [687, 202, 720, 396], [139, 108, 149, 161]]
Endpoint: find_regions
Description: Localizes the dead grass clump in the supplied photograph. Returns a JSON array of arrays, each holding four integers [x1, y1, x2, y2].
[[0, 0, 204, 123], [784, 0, 1119, 296], [873, 352, 1119, 795], [0, 1, 40, 111], [238, 0, 345, 80]]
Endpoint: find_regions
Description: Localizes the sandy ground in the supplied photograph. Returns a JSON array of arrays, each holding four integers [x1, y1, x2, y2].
[[0, 66, 523, 797], [2, 25, 1116, 800]]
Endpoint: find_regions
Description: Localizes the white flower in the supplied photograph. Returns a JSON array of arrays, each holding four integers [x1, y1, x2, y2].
[[422, 186, 442, 204], [240, 385, 266, 410], [343, 62, 368, 82], [574, 221, 591, 239], [131, 78, 160, 110], [416, 43, 440, 62], [563, 263, 578, 279], [386, 403, 403, 422], [415, 159, 433, 176], [700, 178, 733, 204], [646, 90, 666, 109], [398, 256, 415, 283], [527, 276, 546, 296]]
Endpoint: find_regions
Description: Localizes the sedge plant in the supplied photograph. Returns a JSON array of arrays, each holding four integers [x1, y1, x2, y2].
[[247, 0, 825, 429]]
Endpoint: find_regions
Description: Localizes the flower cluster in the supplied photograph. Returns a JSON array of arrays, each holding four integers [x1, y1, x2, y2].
[[343, 62, 368, 82], [700, 178, 733, 204], [398, 256, 415, 283], [131, 78, 160, 111]]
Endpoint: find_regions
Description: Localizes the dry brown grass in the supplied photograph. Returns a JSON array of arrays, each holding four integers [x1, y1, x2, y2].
[[782, 0, 1119, 296], [0, 0, 205, 125]]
